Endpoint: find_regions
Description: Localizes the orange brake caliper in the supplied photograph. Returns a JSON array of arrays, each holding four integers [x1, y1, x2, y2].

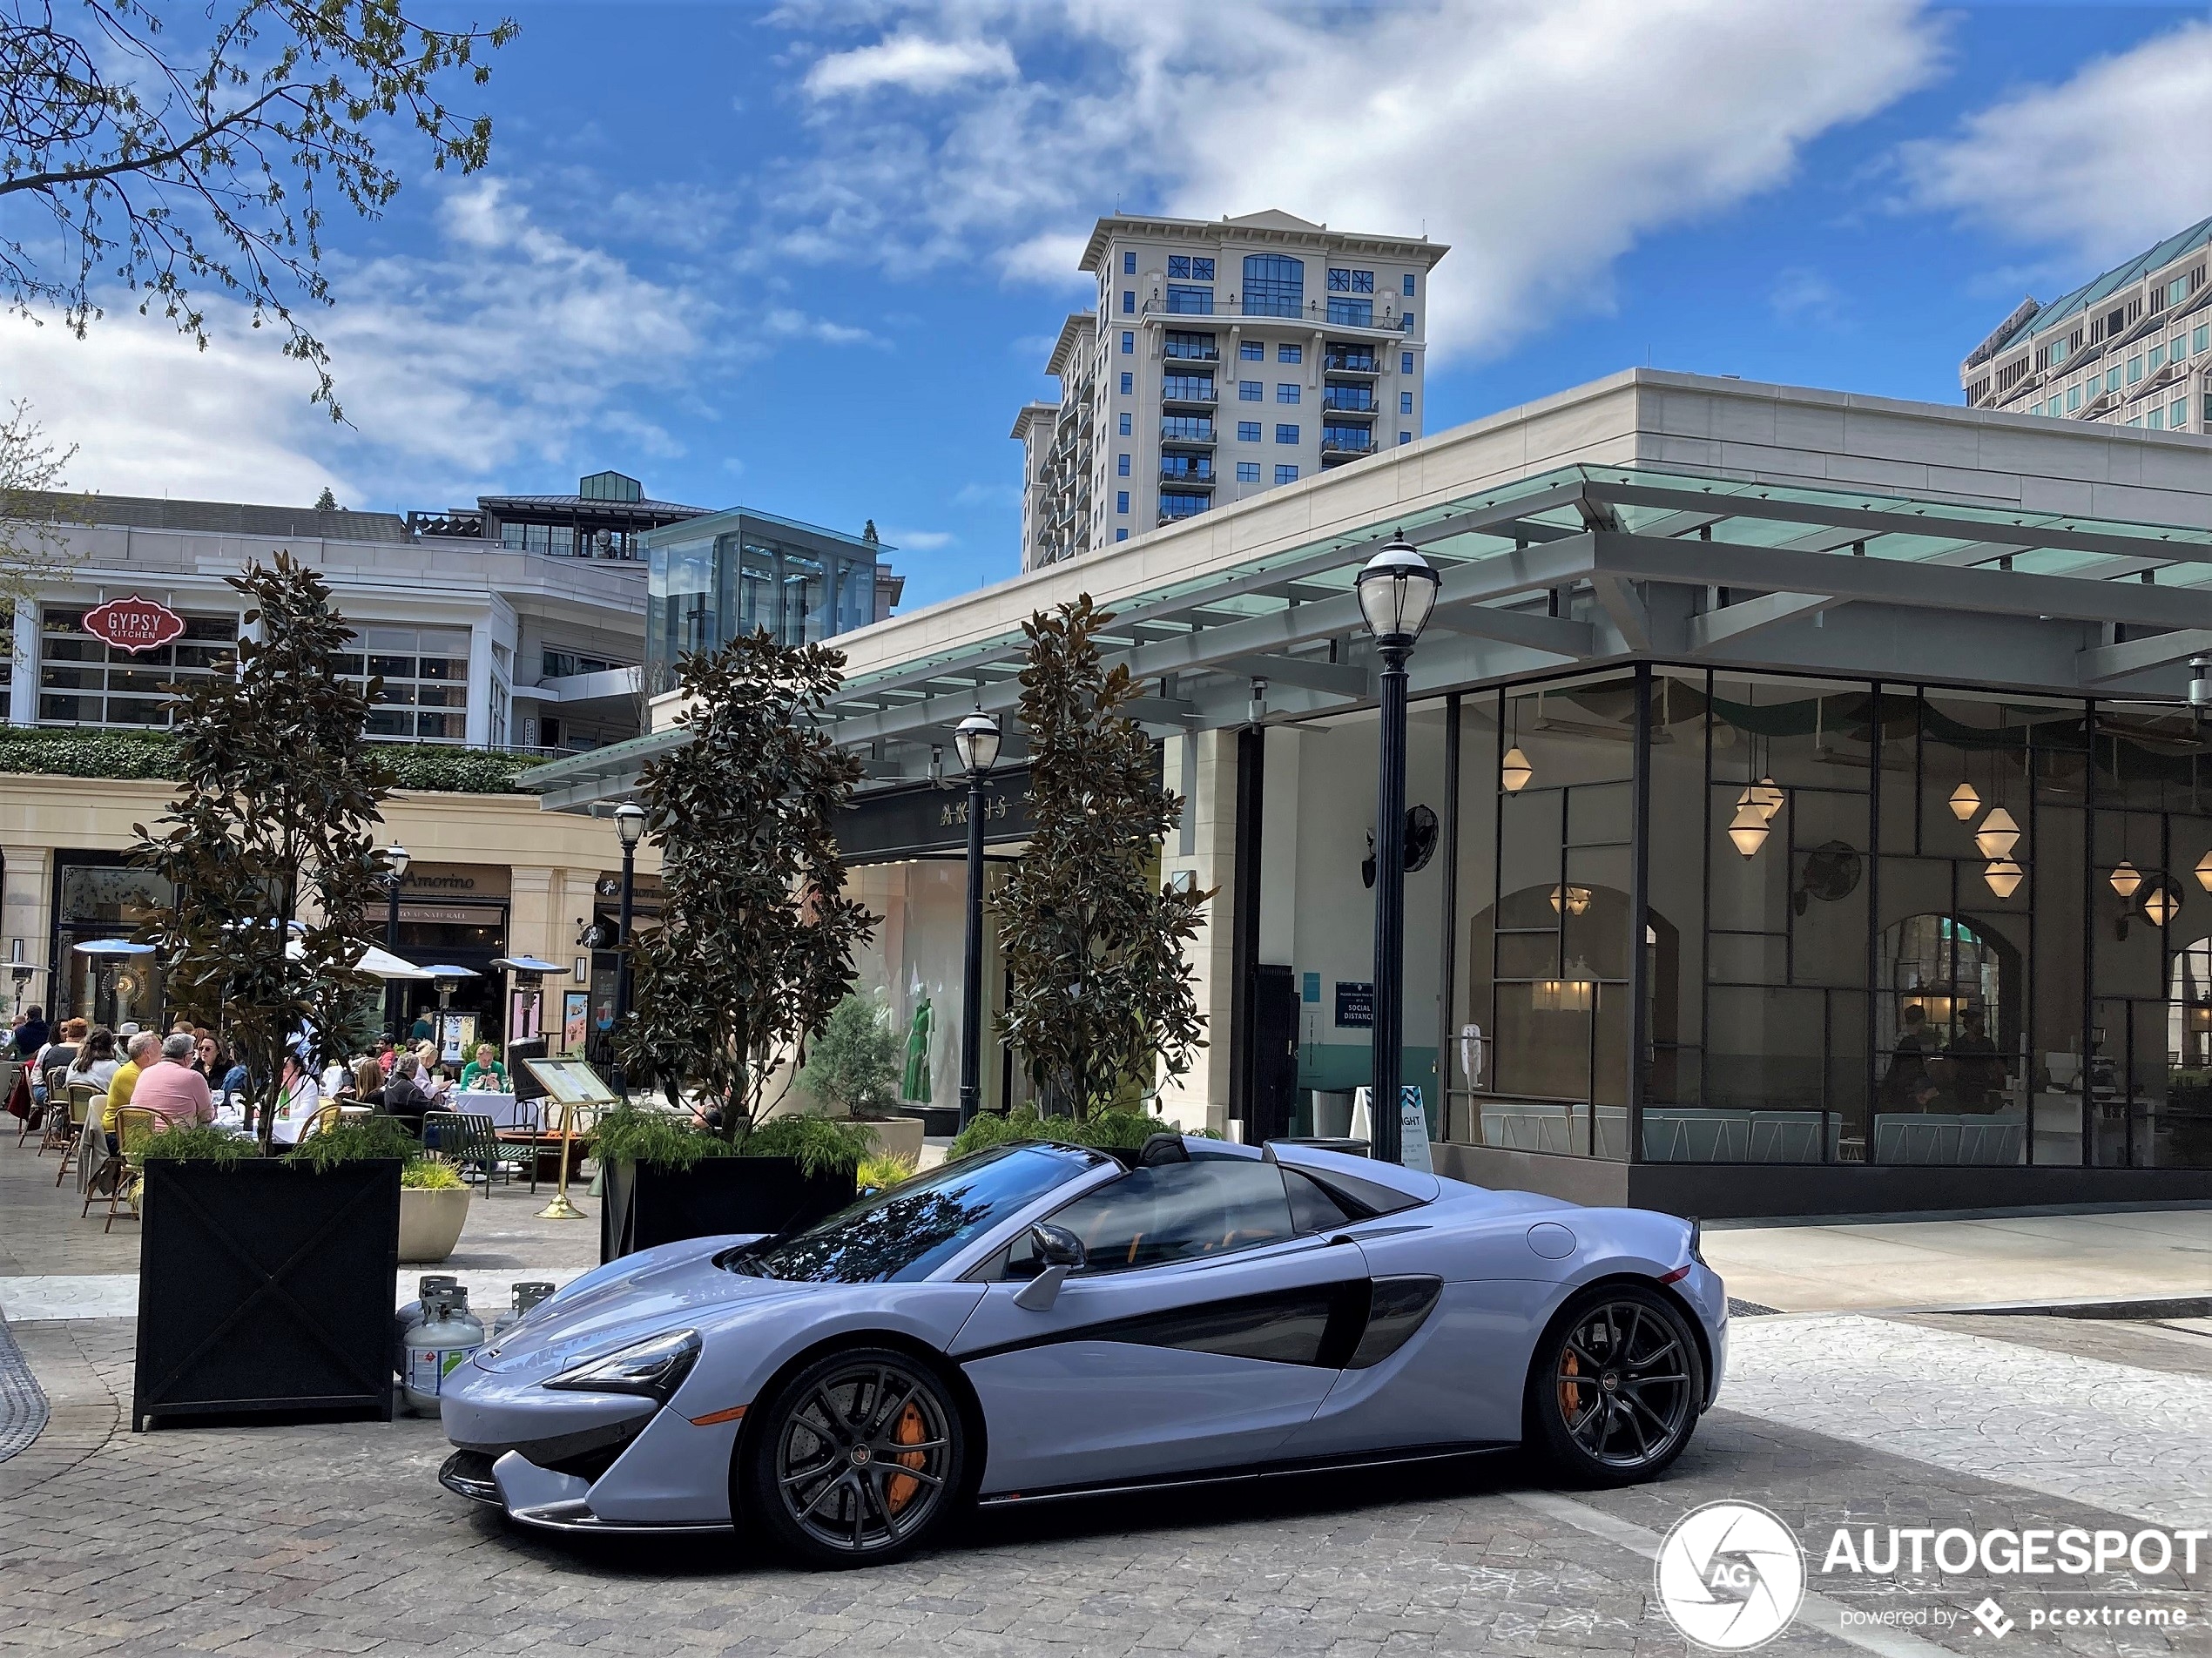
[[885, 1401, 927, 1514]]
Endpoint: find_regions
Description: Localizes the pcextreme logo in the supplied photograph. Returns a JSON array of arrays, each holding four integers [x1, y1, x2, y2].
[[1655, 1501, 1808, 1650]]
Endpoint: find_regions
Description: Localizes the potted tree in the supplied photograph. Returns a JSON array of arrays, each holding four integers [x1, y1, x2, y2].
[[131, 1120, 413, 1431], [794, 992, 925, 1164], [604, 631, 876, 1260]]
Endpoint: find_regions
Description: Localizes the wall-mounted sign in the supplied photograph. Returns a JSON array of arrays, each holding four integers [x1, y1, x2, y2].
[[838, 767, 1035, 864], [1333, 981, 1374, 1029], [398, 863, 510, 901], [82, 594, 185, 654]]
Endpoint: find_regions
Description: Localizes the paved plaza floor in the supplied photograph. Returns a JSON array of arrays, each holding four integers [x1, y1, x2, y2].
[[0, 1135, 2205, 1655]]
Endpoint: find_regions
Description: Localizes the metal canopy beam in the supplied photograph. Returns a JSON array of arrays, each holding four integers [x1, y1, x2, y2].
[[1586, 479, 2212, 567], [1426, 603, 1595, 658], [1689, 591, 1838, 651], [2078, 629, 2212, 683], [1590, 575, 1652, 650], [1216, 653, 1369, 697]]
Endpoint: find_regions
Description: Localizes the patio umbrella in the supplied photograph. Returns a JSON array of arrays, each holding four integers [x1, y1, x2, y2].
[[71, 939, 157, 958], [489, 956, 564, 976], [282, 939, 433, 980]]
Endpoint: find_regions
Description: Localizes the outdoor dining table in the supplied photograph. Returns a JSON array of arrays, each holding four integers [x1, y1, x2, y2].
[[449, 1090, 535, 1130]]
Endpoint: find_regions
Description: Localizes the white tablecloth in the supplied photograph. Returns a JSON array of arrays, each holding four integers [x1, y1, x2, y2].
[[214, 1103, 307, 1145], [445, 1091, 532, 1129]]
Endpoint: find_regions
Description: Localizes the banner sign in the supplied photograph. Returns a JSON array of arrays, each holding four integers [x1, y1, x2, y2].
[[82, 595, 185, 654]]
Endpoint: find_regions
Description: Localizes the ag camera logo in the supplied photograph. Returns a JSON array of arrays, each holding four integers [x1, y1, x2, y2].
[[1656, 1501, 1807, 1650]]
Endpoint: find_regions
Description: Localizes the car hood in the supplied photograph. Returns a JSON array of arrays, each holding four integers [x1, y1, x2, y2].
[[475, 1237, 811, 1376]]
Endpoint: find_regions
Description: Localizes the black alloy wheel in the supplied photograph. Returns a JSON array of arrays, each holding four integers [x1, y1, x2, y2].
[[741, 1346, 966, 1568], [1527, 1284, 1702, 1486]]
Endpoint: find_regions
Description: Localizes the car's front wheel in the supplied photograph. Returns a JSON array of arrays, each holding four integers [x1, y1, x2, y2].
[[1526, 1284, 1703, 1486], [740, 1345, 966, 1568]]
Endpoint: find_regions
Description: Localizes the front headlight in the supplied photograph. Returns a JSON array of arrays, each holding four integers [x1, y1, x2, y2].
[[543, 1329, 701, 1401]]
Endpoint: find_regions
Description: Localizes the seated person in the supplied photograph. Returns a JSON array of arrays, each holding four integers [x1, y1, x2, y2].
[[276, 1052, 320, 1123], [102, 1031, 162, 1134], [458, 1042, 509, 1093], [130, 1034, 218, 1131], [381, 1055, 436, 1132]]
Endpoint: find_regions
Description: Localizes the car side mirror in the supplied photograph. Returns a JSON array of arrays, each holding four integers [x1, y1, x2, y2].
[[1012, 1223, 1087, 1311]]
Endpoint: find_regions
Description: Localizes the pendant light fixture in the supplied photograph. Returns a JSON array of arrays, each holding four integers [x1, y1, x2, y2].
[[1983, 857, 2025, 899], [1548, 884, 1593, 916], [2195, 850, 2212, 894], [1727, 687, 1770, 858], [1949, 780, 1980, 821], [2144, 880, 2183, 929], [1751, 776, 1784, 821], [1500, 695, 1533, 793], [2110, 859, 2142, 900], [1974, 806, 2021, 860]]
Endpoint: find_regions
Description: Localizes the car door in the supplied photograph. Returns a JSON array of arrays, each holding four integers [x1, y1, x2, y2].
[[948, 1159, 1368, 1495]]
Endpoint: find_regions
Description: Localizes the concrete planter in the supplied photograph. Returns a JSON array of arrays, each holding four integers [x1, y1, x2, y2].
[[848, 1115, 925, 1164], [398, 1186, 472, 1264]]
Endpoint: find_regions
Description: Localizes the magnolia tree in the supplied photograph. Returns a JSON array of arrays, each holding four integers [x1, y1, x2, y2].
[[618, 632, 874, 1136], [996, 595, 1210, 1119], [135, 554, 388, 1148]]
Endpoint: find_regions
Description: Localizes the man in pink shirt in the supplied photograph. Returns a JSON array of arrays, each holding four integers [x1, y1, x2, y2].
[[128, 1033, 217, 1130]]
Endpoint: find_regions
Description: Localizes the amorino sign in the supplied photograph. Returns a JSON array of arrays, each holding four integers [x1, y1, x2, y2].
[[836, 766, 1034, 863]]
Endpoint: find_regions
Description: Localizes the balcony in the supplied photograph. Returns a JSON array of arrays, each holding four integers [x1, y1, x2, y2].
[[1159, 462, 1216, 489], [1319, 436, 1379, 465], [1160, 381, 1219, 409], [1162, 340, 1221, 364], [1322, 388, 1378, 414], [1159, 417, 1216, 448], [1157, 496, 1211, 526], [1324, 349, 1383, 375]]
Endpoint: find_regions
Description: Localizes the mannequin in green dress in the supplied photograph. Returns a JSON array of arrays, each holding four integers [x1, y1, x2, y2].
[[901, 997, 934, 1103]]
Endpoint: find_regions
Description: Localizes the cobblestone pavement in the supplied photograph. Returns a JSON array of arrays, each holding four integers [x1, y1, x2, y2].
[[0, 1310, 2202, 1658], [0, 1314, 47, 1461]]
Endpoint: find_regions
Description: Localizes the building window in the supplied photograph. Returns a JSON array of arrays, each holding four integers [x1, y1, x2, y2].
[[1121, 331, 1134, 354], [1116, 528, 1129, 542], [1118, 453, 1131, 476], [1327, 298, 1372, 327], [2067, 385, 2082, 412], [1159, 493, 1207, 521], [1277, 343, 1301, 364], [1194, 258, 1214, 280], [1275, 423, 1298, 444], [1401, 312, 1416, 331], [1238, 421, 1262, 441], [1401, 351, 1414, 374], [2107, 367, 2123, 394], [2195, 323, 2209, 355], [1120, 371, 1134, 394], [1164, 329, 1217, 361], [1402, 274, 1416, 297], [1239, 340, 1264, 361], [1236, 462, 1260, 482], [1239, 380, 1263, 401], [347, 626, 472, 741], [1166, 284, 1213, 314], [2129, 355, 2144, 383], [1275, 465, 1298, 484], [1123, 250, 1136, 275], [1399, 390, 1414, 414], [1277, 382, 1300, 403], [1328, 267, 1351, 291], [37, 608, 242, 730], [2171, 276, 2193, 307], [1117, 490, 1130, 513], [1354, 269, 1374, 293], [1161, 415, 1213, 441], [1242, 253, 1305, 318], [1119, 413, 1132, 436], [2173, 399, 2189, 428], [1399, 430, 1413, 445], [1123, 291, 1135, 314], [2150, 343, 2166, 372]]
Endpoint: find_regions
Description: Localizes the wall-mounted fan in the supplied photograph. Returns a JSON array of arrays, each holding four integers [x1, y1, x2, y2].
[[1364, 805, 1440, 888], [1792, 840, 1864, 916]]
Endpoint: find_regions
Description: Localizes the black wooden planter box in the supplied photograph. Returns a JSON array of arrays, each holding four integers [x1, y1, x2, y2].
[[133, 1159, 401, 1432], [600, 1157, 854, 1263], [901, 1105, 960, 1137]]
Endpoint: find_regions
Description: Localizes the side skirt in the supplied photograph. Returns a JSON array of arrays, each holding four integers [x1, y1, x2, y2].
[[974, 1440, 1515, 1509]]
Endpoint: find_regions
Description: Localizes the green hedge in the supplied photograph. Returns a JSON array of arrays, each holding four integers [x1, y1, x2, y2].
[[0, 729, 543, 793]]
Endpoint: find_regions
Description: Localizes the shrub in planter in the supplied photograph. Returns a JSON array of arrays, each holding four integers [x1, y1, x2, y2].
[[596, 1106, 865, 1262], [132, 1122, 407, 1431], [398, 1158, 471, 1264], [948, 1104, 1170, 1160]]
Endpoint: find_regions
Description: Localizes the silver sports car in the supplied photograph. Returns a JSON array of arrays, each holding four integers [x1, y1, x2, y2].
[[440, 1134, 1726, 1567]]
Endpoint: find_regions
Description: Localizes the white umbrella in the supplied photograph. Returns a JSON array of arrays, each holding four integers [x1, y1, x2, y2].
[[72, 939, 156, 957], [281, 938, 434, 980], [490, 955, 564, 975]]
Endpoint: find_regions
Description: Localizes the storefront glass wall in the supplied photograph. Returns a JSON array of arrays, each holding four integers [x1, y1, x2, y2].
[[1427, 667, 2212, 1169], [846, 859, 1018, 1115]]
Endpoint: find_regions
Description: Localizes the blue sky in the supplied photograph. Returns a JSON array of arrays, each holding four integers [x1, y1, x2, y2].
[[10, 2, 2212, 609]]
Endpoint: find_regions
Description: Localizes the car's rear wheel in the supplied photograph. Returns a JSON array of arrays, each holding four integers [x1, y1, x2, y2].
[[1526, 1284, 1702, 1487], [740, 1345, 966, 1568]]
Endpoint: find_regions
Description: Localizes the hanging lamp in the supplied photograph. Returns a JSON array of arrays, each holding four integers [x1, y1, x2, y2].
[[1974, 806, 2021, 860], [2145, 881, 2183, 928], [1728, 801, 1770, 858], [1983, 857, 2025, 899], [2110, 859, 2143, 900], [1501, 745, 1533, 792], [2195, 850, 2212, 894], [1949, 780, 1980, 821], [1750, 777, 1784, 821]]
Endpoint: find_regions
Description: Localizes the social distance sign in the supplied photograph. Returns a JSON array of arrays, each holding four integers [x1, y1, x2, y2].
[[82, 594, 185, 654]]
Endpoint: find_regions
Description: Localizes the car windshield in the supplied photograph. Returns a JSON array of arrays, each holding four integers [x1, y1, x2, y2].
[[721, 1144, 1105, 1284]]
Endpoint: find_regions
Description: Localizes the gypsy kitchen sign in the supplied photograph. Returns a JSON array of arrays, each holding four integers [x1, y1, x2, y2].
[[82, 595, 185, 653]]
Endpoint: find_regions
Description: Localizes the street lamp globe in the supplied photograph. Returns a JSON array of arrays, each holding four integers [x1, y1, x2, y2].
[[614, 802, 646, 849], [1354, 538, 1441, 645], [954, 712, 1001, 778], [384, 842, 410, 881]]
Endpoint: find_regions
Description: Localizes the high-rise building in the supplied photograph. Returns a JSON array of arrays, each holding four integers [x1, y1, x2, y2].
[[1015, 210, 1448, 569], [1960, 215, 2212, 433]]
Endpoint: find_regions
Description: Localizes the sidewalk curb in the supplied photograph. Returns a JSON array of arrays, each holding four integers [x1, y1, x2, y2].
[[1913, 1293, 2212, 1320]]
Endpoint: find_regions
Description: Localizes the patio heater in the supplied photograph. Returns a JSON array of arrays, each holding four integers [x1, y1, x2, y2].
[[1355, 536, 1440, 1166]]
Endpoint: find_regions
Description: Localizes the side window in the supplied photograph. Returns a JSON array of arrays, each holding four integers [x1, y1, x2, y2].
[[1284, 1168, 1359, 1233], [1041, 1163, 1297, 1274]]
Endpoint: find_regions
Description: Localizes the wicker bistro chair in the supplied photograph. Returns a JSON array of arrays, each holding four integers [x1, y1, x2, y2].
[[53, 1083, 103, 1184], [85, 1107, 158, 1231], [297, 1102, 343, 1141]]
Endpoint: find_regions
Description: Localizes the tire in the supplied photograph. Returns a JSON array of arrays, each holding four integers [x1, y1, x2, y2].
[[1526, 1284, 1703, 1487], [740, 1345, 967, 1568]]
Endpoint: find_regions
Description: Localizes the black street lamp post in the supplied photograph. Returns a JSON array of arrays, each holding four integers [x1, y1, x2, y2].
[[954, 713, 1001, 1130], [1355, 537, 1440, 1166], [612, 803, 645, 1098], [381, 843, 410, 1040]]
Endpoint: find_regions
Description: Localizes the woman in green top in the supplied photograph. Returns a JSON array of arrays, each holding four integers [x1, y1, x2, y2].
[[458, 1042, 509, 1092]]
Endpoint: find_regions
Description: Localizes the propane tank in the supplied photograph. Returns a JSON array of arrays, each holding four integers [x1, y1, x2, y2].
[[489, 1280, 556, 1343], [393, 1274, 460, 1378], [401, 1283, 485, 1415]]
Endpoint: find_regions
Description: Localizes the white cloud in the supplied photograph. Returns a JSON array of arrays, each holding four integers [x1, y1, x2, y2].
[[766, 0, 1943, 358], [1897, 20, 2212, 267], [764, 306, 882, 347], [805, 31, 1017, 98], [882, 525, 955, 549], [1770, 267, 1844, 326]]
